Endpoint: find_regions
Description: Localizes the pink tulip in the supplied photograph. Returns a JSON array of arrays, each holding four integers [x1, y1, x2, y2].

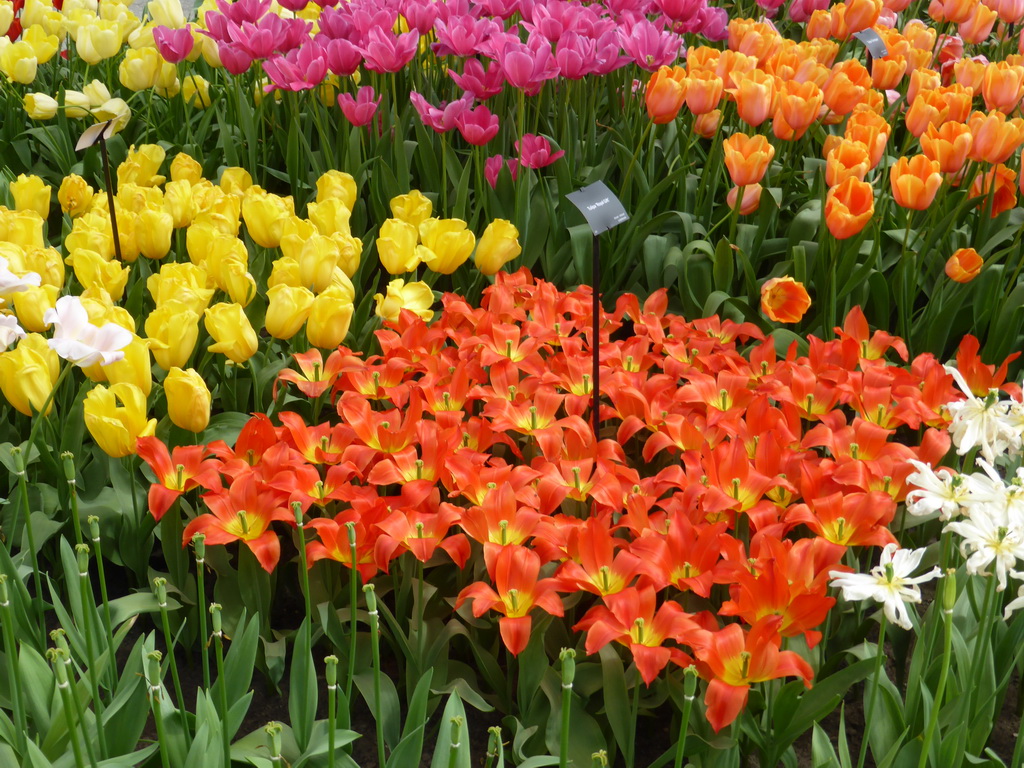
[[456, 105, 500, 145], [433, 15, 501, 57], [324, 38, 362, 76], [403, 0, 440, 34], [449, 58, 505, 101], [317, 8, 355, 40], [214, 0, 272, 25], [338, 86, 380, 127], [788, 0, 829, 22], [410, 92, 473, 133], [618, 19, 682, 72], [515, 134, 564, 169], [277, 0, 309, 10], [554, 31, 595, 79], [477, 0, 521, 19], [490, 33, 559, 95], [262, 43, 328, 91], [359, 27, 418, 73], [655, 0, 705, 21], [485, 155, 519, 188], [154, 25, 195, 63], [217, 42, 254, 74]]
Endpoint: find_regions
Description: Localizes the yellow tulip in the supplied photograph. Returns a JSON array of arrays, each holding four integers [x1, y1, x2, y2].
[[265, 283, 314, 340], [83, 382, 157, 457], [417, 218, 475, 274], [474, 219, 522, 276], [136, 207, 174, 259], [0, 333, 57, 415], [306, 286, 354, 349], [63, 90, 91, 118], [390, 190, 432, 228], [268, 256, 302, 289], [315, 170, 357, 210], [170, 152, 203, 184], [204, 302, 258, 364], [0, 2, 12, 36], [373, 279, 434, 323], [58, 174, 94, 217], [10, 174, 51, 218], [76, 19, 123, 64], [147, 262, 213, 313], [164, 367, 210, 433], [296, 234, 341, 293], [92, 98, 132, 133], [148, 0, 187, 28], [22, 25, 58, 62], [119, 47, 161, 90], [101, 333, 153, 396], [333, 233, 362, 278], [145, 301, 199, 370], [12, 284, 59, 332], [164, 180, 194, 228], [376, 218, 420, 274], [21, 246, 64, 288], [23, 92, 57, 119], [0, 41, 37, 84], [117, 144, 166, 188], [307, 198, 352, 237], [242, 188, 293, 248], [181, 74, 211, 108], [69, 248, 130, 300], [219, 167, 253, 197]]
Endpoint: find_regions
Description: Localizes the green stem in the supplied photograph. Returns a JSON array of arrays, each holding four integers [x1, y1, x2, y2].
[[674, 670, 698, 768], [211, 604, 232, 768], [156, 579, 189, 741], [193, 534, 211, 690], [86, 516, 116, 693], [0, 577, 27, 756], [343, 522, 358, 744], [326, 655, 339, 768], [626, 675, 641, 768], [52, 650, 90, 768], [364, 584, 387, 768], [146, 653, 173, 768], [856, 616, 888, 768], [918, 573, 955, 768], [77, 546, 108, 757]]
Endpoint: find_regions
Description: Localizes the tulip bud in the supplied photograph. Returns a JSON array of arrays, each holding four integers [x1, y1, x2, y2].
[[23, 92, 57, 120], [306, 286, 354, 349], [389, 189, 432, 227], [474, 219, 521, 275], [265, 284, 314, 340], [164, 366, 211, 432], [10, 174, 51, 218], [315, 170, 357, 210], [204, 302, 258, 364], [377, 218, 420, 275]]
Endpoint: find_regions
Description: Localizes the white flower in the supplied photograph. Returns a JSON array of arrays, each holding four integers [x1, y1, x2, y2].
[[829, 544, 942, 630], [0, 314, 26, 350], [905, 459, 969, 520], [944, 366, 1019, 463], [43, 295, 132, 367], [1002, 572, 1024, 620], [945, 511, 1024, 591], [962, 460, 1024, 521], [0, 255, 41, 298]]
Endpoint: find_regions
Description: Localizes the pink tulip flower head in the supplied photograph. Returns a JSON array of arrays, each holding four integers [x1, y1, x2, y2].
[[217, 42, 255, 74], [490, 32, 560, 95], [618, 18, 683, 71], [788, 0, 830, 22], [485, 154, 520, 188], [359, 27, 419, 73], [262, 43, 329, 91], [434, 15, 502, 57], [154, 25, 195, 63], [516, 134, 564, 169], [449, 58, 505, 101], [410, 92, 473, 133], [338, 86, 381, 126], [456, 104, 500, 145], [324, 38, 363, 76]]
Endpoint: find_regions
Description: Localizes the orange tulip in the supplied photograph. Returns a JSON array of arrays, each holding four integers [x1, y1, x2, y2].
[[905, 89, 949, 137], [920, 121, 972, 174], [844, 0, 884, 33], [960, 2, 997, 42], [970, 163, 1017, 216], [945, 248, 983, 282], [845, 109, 891, 168], [646, 66, 687, 124], [685, 70, 724, 114], [694, 110, 723, 138], [954, 56, 987, 92], [904, 20, 938, 52], [687, 46, 720, 74], [871, 56, 908, 90], [716, 50, 759, 91], [928, 0, 949, 20], [731, 70, 779, 128], [722, 133, 775, 186], [825, 177, 875, 239], [761, 277, 812, 323], [826, 140, 871, 186], [884, 0, 912, 10], [890, 155, 943, 210], [823, 59, 872, 116], [726, 184, 763, 215], [968, 109, 1024, 163], [942, 0, 980, 22], [937, 84, 974, 124], [728, 20, 781, 60], [807, 10, 832, 40], [986, 0, 1024, 23], [982, 61, 1024, 113], [777, 80, 823, 136], [907, 67, 941, 104]]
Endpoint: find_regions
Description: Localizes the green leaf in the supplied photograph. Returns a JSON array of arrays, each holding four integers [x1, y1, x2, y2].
[[599, 645, 631, 757], [811, 723, 840, 768], [429, 692, 470, 768], [353, 670, 401, 750], [386, 669, 433, 768], [713, 237, 734, 292], [289, 622, 317, 752]]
